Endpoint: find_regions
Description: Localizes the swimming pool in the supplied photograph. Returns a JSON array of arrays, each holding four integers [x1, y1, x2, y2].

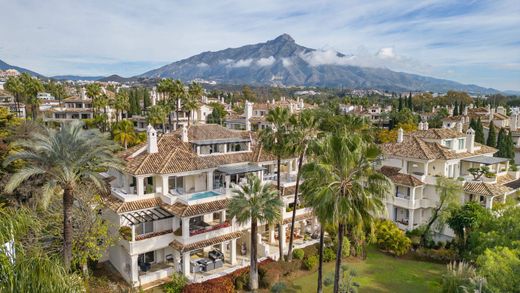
[[189, 190, 221, 201]]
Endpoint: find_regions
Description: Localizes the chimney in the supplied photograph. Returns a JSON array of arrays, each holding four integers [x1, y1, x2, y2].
[[146, 124, 158, 154], [489, 107, 494, 121], [466, 128, 475, 153], [418, 122, 424, 130], [397, 128, 404, 143], [181, 124, 189, 143], [511, 113, 518, 131], [424, 121, 429, 130], [456, 122, 463, 133], [80, 88, 86, 100], [245, 100, 253, 131]]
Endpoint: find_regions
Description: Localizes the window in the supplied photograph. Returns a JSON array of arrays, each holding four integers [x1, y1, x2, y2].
[[135, 221, 153, 235], [445, 140, 452, 148], [138, 251, 155, 265], [458, 138, 465, 150]]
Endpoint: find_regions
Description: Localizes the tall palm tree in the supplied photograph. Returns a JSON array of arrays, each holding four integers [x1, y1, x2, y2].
[[260, 106, 292, 261], [172, 79, 185, 129], [3, 121, 123, 271], [228, 175, 282, 292], [19, 73, 44, 120], [287, 109, 320, 261], [147, 104, 167, 132], [113, 90, 130, 122], [4, 75, 25, 117], [86, 83, 101, 118], [185, 82, 203, 125], [112, 120, 136, 149], [157, 78, 175, 131], [301, 132, 390, 293]]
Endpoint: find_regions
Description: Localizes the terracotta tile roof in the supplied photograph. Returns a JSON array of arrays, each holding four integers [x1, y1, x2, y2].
[[497, 174, 515, 185], [464, 181, 512, 197], [162, 199, 229, 217], [63, 96, 91, 102], [382, 134, 497, 161], [442, 116, 465, 122], [379, 166, 424, 187], [410, 128, 465, 139], [170, 231, 243, 253], [119, 125, 274, 175], [103, 197, 163, 213], [494, 113, 508, 120]]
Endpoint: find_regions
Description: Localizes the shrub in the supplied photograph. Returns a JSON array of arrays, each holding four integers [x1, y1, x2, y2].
[[302, 243, 319, 257], [302, 255, 318, 270], [442, 262, 485, 293], [183, 276, 234, 293], [270, 282, 287, 293], [118, 226, 131, 240], [163, 273, 188, 293], [414, 247, 457, 263], [323, 247, 336, 262], [375, 219, 411, 256], [292, 248, 305, 260], [333, 238, 351, 258]]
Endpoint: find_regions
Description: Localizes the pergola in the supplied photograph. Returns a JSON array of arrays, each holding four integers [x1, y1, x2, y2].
[[122, 207, 174, 226]]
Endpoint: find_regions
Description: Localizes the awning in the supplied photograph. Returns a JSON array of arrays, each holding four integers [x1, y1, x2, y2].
[[122, 207, 174, 225], [192, 137, 250, 146], [217, 164, 265, 175], [461, 155, 509, 165]]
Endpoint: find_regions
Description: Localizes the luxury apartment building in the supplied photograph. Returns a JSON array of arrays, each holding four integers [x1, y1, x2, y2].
[[102, 124, 316, 288], [380, 122, 520, 238]]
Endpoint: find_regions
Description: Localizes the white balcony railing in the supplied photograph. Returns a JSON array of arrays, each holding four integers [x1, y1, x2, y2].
[[111, 187, 155, 202], [170, 188, 228, 205]]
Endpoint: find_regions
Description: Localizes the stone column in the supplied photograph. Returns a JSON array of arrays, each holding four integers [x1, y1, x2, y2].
[[408, 209, 414, 230], [230, 239, 237, 265], [410, 187, 416, 208], [221, 210, 226, 224], [123, 174, 130, 193], [269, 227, 275, 244], [182, 252, 191, 278], [207, 171, 214, 191], [130, 254, 139, 284], [162, 175, 169, 195], [136, 177, 144, 196], [300, 221, 306, 236], [485, 197, 493, 209], [280, 224, 287, 253], [182, 217, 190, 240], [173, 250, 181, 272]]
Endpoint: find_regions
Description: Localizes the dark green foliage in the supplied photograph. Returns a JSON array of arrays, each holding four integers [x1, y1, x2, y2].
[[302, 255, 318, 270], [323, 247, 336, 262], [407, 93, 413, 111], [292, 248, 305, 260], [496, 128, 508, 157], [398, 96, 403, 112], [447, 202, 491, 254], [474, 118, 485, 144], [486, 121, 496, 147]]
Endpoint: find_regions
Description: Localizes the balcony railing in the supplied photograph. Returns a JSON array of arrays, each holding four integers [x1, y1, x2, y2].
[[111, 187, 155, 202], [189, 221, 231, 236]]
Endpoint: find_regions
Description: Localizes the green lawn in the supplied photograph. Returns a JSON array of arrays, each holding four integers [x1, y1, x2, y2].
[[286, 247, 445, 293]]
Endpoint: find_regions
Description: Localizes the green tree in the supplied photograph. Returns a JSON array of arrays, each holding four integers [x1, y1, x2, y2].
[[228, 175, 282, 292], [407, 93, 413, 111], [420, 177, 462, 246], [206, 103, 227, 125], [374, 219, 411, 256], [260, 106, 292, 261], [147, 104, 167, 132], [447, 202, 491, 254], [185, 82, 203, 125], [113, 90, 130, 122], [19, 73, 44, 120], [86, 83, 102, 117], [486, 121, 496, 147], [398, 95, 403, 112], [496, 128, 507, 157], [4, 75, 25, 117], [453, 103, 459, 116], [475, 118, 485, 144], [476, 247, 520, 293], [0, 205, 85, 292], [3, 121, 123, 270], [112, 120, 137, 149], [287, 109, 320, 261], [300, 133, 389, 293]]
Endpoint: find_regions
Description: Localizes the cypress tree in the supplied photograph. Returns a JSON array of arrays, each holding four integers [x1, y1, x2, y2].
[[507, 130, 514, 160], [475, 117, 485, 144], [408, 93, 413, 111], [486, 121, 496, 147], [460, 101, 464, 115], [398, 95, 403, 112], [143, 88, 151, 110], [469, 117, 477, 130], [453, 103, 459, 116], [496, 128, 507, 157]]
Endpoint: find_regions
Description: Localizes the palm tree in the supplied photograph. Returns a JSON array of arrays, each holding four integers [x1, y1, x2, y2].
[[157, 78, 175, 131], [4, 75, 25, 117], [301, 132, 390, 293], [112, 120, 137, 149], [228, 175, 282, 292], [19, 73, 44, 120], [86, 83, 101, 117], [3, 121, 123, 271], [260, 106, 292, 261], [287, 109, 320, 261], [113, 90, 130, 122], [185, 82, 203, 125], [172, 79, 186, 129], [147, 104, 167, 132]]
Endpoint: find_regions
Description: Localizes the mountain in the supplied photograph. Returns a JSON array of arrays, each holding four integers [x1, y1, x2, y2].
[[97, 74, 135, 83], [0, 59, 43, 77], [138, 34, 498, 94], [52, 75, 105, 81]]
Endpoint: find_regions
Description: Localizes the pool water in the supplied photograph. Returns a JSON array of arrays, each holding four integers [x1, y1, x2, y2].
[[189, 191, 220, 201]]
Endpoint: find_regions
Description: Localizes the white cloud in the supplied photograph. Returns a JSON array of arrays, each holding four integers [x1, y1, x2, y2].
[[376, 47, 396, 59], [197, 62, 209, 67], [282, 58, 293, 67], [256, 56, 275, 66], [230, 58, 253, 67], [299, 49, 353, 66], [218, 59, 234, 65]]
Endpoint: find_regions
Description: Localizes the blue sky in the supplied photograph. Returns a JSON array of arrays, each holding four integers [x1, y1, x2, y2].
[[1, 0, 519, 90]]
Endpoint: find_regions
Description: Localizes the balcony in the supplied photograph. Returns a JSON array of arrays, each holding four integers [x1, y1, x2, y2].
[[121, 232, 174, 255], [264, 173, 298, 187], [170, 188, 227, 205], [190, 221, 231, 236], [111, 187, 155, 202], [392, 196, 436, 209]]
